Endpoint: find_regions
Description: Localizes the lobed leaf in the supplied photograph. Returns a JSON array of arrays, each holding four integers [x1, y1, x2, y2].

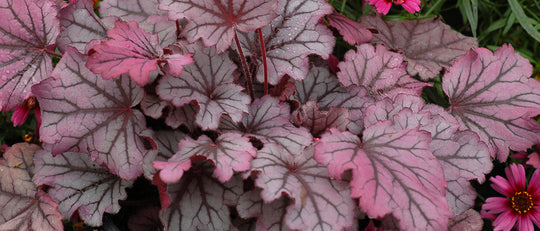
[[326, 11, 372, 45], [33, 150, 133, 227], [443, 45, 540, 161], [33, 48, 152, 180], [143, 130, 185, 180], [0, 0, 59, 111], [293, 100, 349, 137], [236, 188, 291, 231]]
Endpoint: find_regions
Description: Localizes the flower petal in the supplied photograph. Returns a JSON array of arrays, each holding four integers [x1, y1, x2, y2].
[[493, 210, 518, 231], [529, 207, 540, 228], [401, 0, 421, 13], [517, 215, 534, 231], [491, 175, 514, 197], [527, 169, 540, 200], [506, 163, 526, 192], [483, 197, 511, 214]]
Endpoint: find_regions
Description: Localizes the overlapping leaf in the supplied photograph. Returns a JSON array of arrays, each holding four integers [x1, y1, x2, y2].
[[33, 48, 152, 180], [0, 143, 63, 231], [219, 95, 312, 154], [294, 100, 349, 137], [159, 0, 278, 52], [326, 11, 372, 45], [140, 94, 198, 131], [33, 150, 133, 226], [155, 133, 256, 183], [250, 144, 354, 230], [237, 188, 291, 231], [443, 45, 540, 161], [87, 20, 192, 86], [237, 0, 335, 84], [56, 0, 108, 53], [315, 123, 451, 230], [0, 0, 59, 111], [160, 162, 243, 231], [157, 44, 249, 130], [448, 209, 483, 231], [361, 15, 478, 80], [143, 130, 185, 180]]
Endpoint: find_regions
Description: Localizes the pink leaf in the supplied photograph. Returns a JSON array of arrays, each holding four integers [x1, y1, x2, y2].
[[294, 100, 350, 137], [361, 15, 478, 80], [33, 48, 152, 180], [143, 130, 185, 180], [448, 209, 483, 231], [0, 143, 63, 231], [33, 150, 133, 226], [157, 133, 256, 183], [326, 11, 372, 45], [56, 0, 108, 53], [140, 93, 199, 131], [220, 95, 312, 154], [160, 162, 243, 231], [0, 0, 59, 111], [250, 144, 354, 230], [87, 20, 192, 86], [443, 45, 540, 161], [159, 0, 278, 52], [315, 123, 451, 230], [157, 44, 249, 130], [237, 0, 335, 84], [237, 188, 291, 231]]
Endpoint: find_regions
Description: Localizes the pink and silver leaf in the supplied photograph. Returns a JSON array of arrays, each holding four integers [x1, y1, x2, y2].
[[448, 209, 483, 231], [157, 44, 249, 130], [361, 15, 478, 80], [0, 143, 63, 231], [143, 130, 185, 180], [315, 124, 451, 230], [0, 0, 59, 112], [294, 100, 349, 137], [237, 0, 335, 84], [32, 150, 133, 227], [219, 95, 312, 154], [326, 11, 372, 45], [237, 188, 291, 231], [56, 0, 108, 53], [443, 45, 540, 161], [160, 162, 243, 231], [159, 0, 278, 52], [33, 48, 152, 180], [251, 144, 354, 230]]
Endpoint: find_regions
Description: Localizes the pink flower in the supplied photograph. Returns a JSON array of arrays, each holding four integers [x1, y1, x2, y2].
[[481, 164, 540, 231], [10, 97, 39, 127], [366, 0, 421, 15]]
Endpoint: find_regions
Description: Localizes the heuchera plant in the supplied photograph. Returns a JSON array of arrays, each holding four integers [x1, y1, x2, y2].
[[1, 0, 540, 230]]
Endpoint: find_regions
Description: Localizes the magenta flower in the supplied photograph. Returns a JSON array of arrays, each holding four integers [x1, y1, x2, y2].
[[10, 97, 39, 127], [366, 0, 421, 15], [481, 163, 540, 231]]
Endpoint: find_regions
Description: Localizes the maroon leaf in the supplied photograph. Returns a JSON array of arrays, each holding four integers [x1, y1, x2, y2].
[[294, 100, 350, 137], [157, 44, 250, 130], [159, 0, 278, 52], [237, 188, 291, 231], [33, 150, 133, 226], [160, 162, 243, 231], [56, 0, 108, 53], [0, 0, 59, 111], [315, 123, 451, 230], [326, 11, 372, 45], [0, 143, 63, 231], [443, 45, 540, 161], [143, 130, 185, 180], [237, 0, 335, 84], [128, 206, 162, 231], [155, 133, 256, 183], [250, 144, 355, 230], [220, 95, 312, 154], [33, 48, 152, 180], [361, 15, 478, 80]]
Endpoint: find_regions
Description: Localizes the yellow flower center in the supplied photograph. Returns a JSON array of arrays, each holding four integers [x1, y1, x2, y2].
[[511, 191, 534, 214]]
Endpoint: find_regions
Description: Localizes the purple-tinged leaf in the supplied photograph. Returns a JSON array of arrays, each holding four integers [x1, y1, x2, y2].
[[315, 124, 451, 230], [220, 95, 312, 154], [361, 15, 478, 80], [140, 93, 198, 131], [33, 150, 133, 227], [157, 44, 249, 130], [128, 206, 162, 231], [250, 144, 354, 231], [0, 0, 59, 112], [156, 133, 256, 183], [159, 0, 278, 52], [294, 100, 349, 137], [237, 0, 335, 84], [141, 93, 172, 119], [0, 143, 63, 231], [326, 11, 372, 45], [143, 130, 185, 180], [56, 0, 108, 53], [160, 162, 243, 231], [87, 20, 192, 86], [237, 188, 291, 231], [33, 48, 152, 180], [448, 209, 483, 231], [443, 45, 540, 161]]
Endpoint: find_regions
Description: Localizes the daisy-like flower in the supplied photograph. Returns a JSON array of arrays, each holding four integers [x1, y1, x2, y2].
[[481, 163, 540, 231], [366, 0, 421, 15]]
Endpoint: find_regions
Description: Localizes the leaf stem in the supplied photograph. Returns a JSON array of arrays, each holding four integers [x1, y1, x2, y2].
[[45, 49, 62, 58], [234, 30, 254, 99], [258, 28, 269, 95]]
